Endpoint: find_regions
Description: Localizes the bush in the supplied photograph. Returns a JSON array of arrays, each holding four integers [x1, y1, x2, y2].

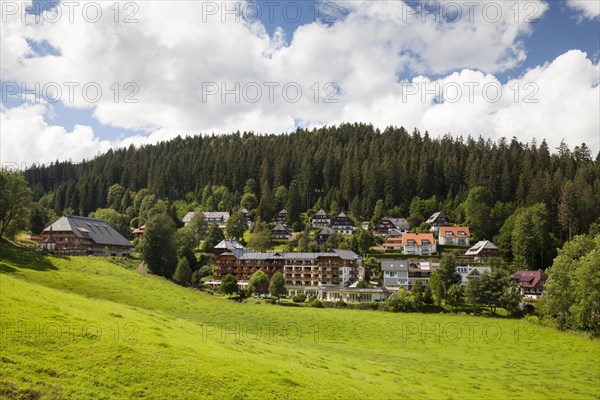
[[385, 289, 415, 312], [333, 300, 347, 308], [308, 295, 318, 303], [292, 293, 307, 303], [309, 299, 324, 308]]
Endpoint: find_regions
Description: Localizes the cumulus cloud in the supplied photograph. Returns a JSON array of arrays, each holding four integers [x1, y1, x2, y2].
[[566, 0, 600, 19], [1, 0, 598, 164]]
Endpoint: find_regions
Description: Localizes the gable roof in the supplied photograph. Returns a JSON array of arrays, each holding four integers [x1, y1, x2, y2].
[[43, 215, 132, 247], [510, 270, 548, 288], [314, 209, 329, 217], [465, 240, 499, 255], [426, 211, 446, 224], [331, 212, 356, 226], [439, 226, 471, 238], [402, 232, 435, 246], [389, 218, 409, 230], [202, 211, 230, 220], [182, 211, 196, 223], [317, 226, 335, 236], [380, 259, 409, 271], [271, 223, 291, 233], [214, 239, 245, 252]]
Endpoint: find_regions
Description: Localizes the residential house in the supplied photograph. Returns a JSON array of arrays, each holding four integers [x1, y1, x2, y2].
[[372, 217, 410, 236], [35, 215, 132, 256], [315, 226, 335, 244], [438, 226, 471, 246], [510, 270, 548, 299], [182, 211, 230, 229], [464, 240, 501, 261], [330, 212, 356, 234], [382, 230, 403, 251], [456, 266, 492, 287], [272, 209, 287, 224], [310, 209, 331, 227], [271, 223, 292, 241], [241, 208, 254, 228], [407, 260, 439, 288], [426, 211, 450, 231], [380, 259, 409, 289], [401, 233, 437, 255]]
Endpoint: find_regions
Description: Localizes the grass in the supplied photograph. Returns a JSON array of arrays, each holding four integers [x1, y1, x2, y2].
[[1, 243, 599, 399]]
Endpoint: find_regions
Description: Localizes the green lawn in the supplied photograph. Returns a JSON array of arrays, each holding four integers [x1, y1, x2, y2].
[[1, 244, 598, 399]]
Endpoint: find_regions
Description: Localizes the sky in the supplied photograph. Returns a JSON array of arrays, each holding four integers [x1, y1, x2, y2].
[[1, 0, 599, 167]]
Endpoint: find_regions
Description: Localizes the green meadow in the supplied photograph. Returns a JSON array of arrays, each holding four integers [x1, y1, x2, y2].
[[0, 244, 598, 399]]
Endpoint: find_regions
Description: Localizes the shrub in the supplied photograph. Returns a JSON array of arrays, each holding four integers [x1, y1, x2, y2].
[[292, 293, 307, 303], [309, 299, 324, 308], [386, 289, 415, 312]]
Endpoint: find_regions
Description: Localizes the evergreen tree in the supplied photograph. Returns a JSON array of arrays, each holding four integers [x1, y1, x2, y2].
[[173, 257, 192, 285], [140, 213, 177, 278], [286, 180, 302, 229]]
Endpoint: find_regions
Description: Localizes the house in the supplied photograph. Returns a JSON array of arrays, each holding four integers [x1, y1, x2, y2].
[[426, 211, 450, 231], [456, 266, 492, 287], [34, 215, 132, 256], [271, 223, 292, 241], [407, 260, 439, 288], [510, 270, 548, 299], [438, 226, 471, 246], [380, 260, 409, 289], [315, 226, 335, 244], [372, 217, 410, 236], [361, 221, 370, 230], [241, 208, 254, 228], [311, 209, 330, 227], [401, 233, 437, 255], [182, 211, 230, 229], [272, 209, 287, 224], [464, 240, 501, 261], [213, 243, 364, 289], [330, 212, 356, 234], [132, 224, 146, 239], [382, 230, 403, 251], [213, 239, 246, 255]]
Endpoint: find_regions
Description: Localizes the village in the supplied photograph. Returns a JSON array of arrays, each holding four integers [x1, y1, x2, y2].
[[32, 208, 546, 306]]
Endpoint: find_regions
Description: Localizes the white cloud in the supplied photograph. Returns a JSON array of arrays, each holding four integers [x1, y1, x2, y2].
[[1, 0, 598, 164], [566, 0, 600, 19]]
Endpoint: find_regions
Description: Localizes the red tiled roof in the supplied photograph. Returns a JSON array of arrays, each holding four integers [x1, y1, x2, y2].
[[402, 233, 435, 246], [440, 226, 470, 238]]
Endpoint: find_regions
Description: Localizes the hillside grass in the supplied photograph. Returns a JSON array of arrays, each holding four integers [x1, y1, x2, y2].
[[1, 244, 598, 399]]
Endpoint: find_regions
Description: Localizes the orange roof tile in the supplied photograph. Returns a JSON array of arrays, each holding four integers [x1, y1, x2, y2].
[[439, 226, 470, 238]]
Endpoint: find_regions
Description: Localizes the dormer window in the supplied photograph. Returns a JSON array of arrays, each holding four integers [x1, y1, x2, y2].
[[446, 231, 453, 236], [458, 231, 465, 236]]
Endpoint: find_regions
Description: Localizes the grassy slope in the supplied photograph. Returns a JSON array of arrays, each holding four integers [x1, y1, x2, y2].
[[1, 244, 598, 399]]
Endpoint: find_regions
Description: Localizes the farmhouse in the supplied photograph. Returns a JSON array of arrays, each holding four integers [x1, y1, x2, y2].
[[311, 209, 331, 227], [272, 208, 287, 224], [330, 212, 356, 234], [271, 223, 292, 241], [35, 215, 132, 256], [315, 226, 335, 244], [510, 270, 548, 299], [438, 226, 471, 246], [132, 224, 145, 239], [464, 240, 501, 261], [401, 233, 437, 255], [381, 259, 409, 289], [372, 217, 410, 236]]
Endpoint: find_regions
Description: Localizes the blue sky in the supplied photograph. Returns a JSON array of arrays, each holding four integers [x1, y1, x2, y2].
[[1, 0, 599, 164]]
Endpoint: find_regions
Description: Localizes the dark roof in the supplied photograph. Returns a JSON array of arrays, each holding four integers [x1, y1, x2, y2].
[[510, 270, 548, 288], [331, 212, 356, 227], [271, 223, 291, 233], [389, 218, 409, 230], [380, 259, 409, 271], [426, 211, 446, 224], [44, 215, 132, 247], [223, 248, 363, 262], [313, 209, 329, 218], [214, 239, 245, 252], [317, 226, 335, 236], [465, 240, 500, 256]]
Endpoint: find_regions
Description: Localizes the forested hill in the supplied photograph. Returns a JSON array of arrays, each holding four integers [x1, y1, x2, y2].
[[25, 123, 599, 239]]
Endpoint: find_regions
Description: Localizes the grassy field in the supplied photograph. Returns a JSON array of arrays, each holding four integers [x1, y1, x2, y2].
[[1, 244, 598, 399]]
